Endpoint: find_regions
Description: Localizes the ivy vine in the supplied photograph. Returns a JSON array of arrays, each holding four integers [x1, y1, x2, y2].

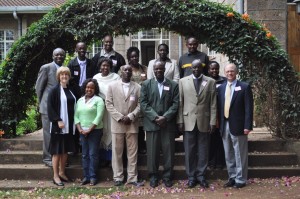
[[0, 0, 299, 138]]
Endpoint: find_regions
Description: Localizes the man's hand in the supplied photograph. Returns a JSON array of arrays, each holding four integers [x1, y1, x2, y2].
[[58, 121, 65, 129], [155, 116, 166, 127], [210, 125, 216, 134], [244, 129, 251, 135], [121, 116, 131, 125]]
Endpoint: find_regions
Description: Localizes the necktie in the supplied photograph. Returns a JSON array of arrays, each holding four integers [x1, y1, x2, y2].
[[194, 78, 200, 94], [224, 83, 232, 118]]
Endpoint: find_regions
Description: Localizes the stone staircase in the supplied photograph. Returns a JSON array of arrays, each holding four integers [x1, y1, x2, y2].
[[0, 129, 299, 182]]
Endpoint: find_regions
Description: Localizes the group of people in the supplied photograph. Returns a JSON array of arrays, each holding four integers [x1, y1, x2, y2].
[[35, 35, 253, 189]]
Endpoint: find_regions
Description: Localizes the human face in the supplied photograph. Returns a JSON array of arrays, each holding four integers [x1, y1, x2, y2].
[[53, 49, 65, 66], [154, 62, 165, 81], [224, 64, 237, 82], [59, 72, 70, 84], [186, 38, 199, 53], [208, 63, 220, 78], [100, 61, 111, 76], [191, 60, 203, 78], [75, 42, 87, 60], [157, 45, 169, 60], [85, 81, 95, 98], [121, 65, 132, 83], [129, 51, 139, 66], [103, 36, 113, 52]]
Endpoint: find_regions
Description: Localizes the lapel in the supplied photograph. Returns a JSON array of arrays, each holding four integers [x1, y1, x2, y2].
[[161, 79, 170, 100], [187, 76, 197, 95], [151, 78, 161, 99], [231, 80, 239, 106], [125, 81, 135, 101], [164, 61, 172, 76], [198, 75, 208, 96]]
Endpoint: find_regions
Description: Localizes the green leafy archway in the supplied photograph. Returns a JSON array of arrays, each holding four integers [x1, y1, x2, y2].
[[0, 0, 299, 138]]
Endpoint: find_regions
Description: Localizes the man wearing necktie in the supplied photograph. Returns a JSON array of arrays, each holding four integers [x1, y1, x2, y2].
[[140, 60, 179, 188], [217, 63, 253, 189], [177, 59, 217, 188]]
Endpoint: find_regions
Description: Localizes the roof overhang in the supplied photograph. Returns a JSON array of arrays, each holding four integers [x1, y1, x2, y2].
[[0, 6, 53, 14]]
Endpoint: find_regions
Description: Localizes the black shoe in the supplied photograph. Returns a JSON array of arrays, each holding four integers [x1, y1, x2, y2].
[[80, 178, 90, 185], [53, 179, 64, 186], [59, 175, 70, 182], [90, 179, 97, 186], [128, 181, 144, 187], [233, 183, 246, 188], [114, 180, 123, 186], [188, 180, 197, 188], [163, 179, 173, 188], [149, 179, 158, 188], [199, 179, 209, 188], [223, 178, 236, 188]]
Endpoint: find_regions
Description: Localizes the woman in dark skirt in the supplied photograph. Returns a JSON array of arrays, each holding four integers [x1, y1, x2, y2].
[[208, 61, 226, 169], [47, 67, 76, 186]]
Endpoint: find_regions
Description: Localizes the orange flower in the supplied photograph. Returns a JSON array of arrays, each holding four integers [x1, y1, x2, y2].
[[266, 32, 272, 38], [0, 130, 4, 137], [242, 13, 250, 21], [227, 12, 234, 18]]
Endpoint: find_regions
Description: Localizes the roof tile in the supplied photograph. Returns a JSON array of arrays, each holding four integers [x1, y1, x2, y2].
[[0, 0, 66, 7]]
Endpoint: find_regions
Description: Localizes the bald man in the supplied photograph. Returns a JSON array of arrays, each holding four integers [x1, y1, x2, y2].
[[217, 64, 253, 189]]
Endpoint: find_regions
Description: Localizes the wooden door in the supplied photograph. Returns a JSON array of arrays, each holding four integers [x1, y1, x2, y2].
[[288, 4, 300, 73]]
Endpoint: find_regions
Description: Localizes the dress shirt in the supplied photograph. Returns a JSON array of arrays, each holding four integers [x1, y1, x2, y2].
[[121, 82, 130, 97], [155, 78, 166, 98], [77, 58, 87, 86], [225, 79, 237, 99]]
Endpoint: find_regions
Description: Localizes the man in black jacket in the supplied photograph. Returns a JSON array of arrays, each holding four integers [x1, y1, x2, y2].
[[92, 35, 126, 74]]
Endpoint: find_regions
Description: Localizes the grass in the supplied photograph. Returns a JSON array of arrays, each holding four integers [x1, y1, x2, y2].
[[0, 186, 128, 199]]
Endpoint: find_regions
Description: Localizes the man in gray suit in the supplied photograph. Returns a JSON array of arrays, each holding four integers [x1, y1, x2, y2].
[[177, 59, 217, 188], [35, 48, 66, 167], [140, 60, 179, 188]]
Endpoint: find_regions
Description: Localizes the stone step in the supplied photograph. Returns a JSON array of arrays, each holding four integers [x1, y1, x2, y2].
[[0, 151, 297, 167], [0, 164, 299, 181], [0, 139, 288, 153]]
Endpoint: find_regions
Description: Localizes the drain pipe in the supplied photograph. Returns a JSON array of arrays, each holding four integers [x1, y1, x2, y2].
[[178, 35, 182, 60], [238, 0, 244, 14], [13, 11, 22, 37]]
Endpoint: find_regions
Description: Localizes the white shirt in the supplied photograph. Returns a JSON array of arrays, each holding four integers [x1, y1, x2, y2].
[[225, 79, 237, 99], [77, 58, 87, 86], [156, 78, 166, 98], [121, 82, 130, 96]]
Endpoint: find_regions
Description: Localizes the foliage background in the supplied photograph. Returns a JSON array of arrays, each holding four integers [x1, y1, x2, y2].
[[0, 0, 299, 138]]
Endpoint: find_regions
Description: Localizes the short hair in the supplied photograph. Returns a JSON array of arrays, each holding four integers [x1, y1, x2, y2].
[[157, 43, 169, 51], [126, 46, 140, 61], [81, 78, 100, 96], [103, 34, 113, 41], [208, 61, 220, 69], [225, 63, 239, 73], [56, 67, 71, 82], [154, 60, 166, 68], [97, 57, 113, 71], [185, 36, 198, 43]]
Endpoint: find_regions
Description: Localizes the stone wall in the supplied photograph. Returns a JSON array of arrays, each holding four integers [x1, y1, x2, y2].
[[247, 0, 287, 50]]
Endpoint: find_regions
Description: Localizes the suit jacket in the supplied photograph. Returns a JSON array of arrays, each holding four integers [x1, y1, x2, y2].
[[217, 80, 253, 136], [177, 75, 217, 132], [140, 78, 179, 132], [147, 59, 180, 82], [67, 57, 95, 99], [92, 50, 126, 74], [35, 62, 58, 114], [105, 80, 141, 134]]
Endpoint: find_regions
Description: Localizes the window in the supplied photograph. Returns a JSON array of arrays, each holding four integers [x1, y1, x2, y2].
[[131, 29, 170, 65], [0, 30, 14, 61], [89, 40, 103, 59]]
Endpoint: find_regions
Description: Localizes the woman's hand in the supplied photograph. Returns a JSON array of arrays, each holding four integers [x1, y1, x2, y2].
[[58, 121, 65, 128]]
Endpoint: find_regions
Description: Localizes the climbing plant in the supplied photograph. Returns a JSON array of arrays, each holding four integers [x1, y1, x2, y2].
[[0, 0, 299, 138]]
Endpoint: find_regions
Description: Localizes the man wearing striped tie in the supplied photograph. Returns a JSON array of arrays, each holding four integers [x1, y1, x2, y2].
[[217, 63, 253, 189]]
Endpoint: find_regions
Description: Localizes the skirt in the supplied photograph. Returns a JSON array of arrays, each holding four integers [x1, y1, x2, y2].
[[49, 133, 75, 155]]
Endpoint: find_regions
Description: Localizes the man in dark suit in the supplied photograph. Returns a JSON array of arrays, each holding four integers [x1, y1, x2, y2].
[[177, 59, 217, 188], [35, 48, 66, 167], [140, 60, 179, 188], [217, 63, 253, 189], [68, 42, 95, 153], [92, 35, 126, 74]]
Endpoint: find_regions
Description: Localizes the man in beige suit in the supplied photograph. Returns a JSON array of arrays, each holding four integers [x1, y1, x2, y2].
[[106, 65, 142, 187], [177, 59, 217, 188]]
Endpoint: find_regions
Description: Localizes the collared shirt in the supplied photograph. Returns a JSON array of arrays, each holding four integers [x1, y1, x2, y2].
[[155, 78, 166, 98], [225, 79, 237, 99], [121, 82, 130, 97], [100, 49, 116, 58], [77, 58, 87, 86], [54, 62, 61, 69], [192, 74, 203, 80]]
